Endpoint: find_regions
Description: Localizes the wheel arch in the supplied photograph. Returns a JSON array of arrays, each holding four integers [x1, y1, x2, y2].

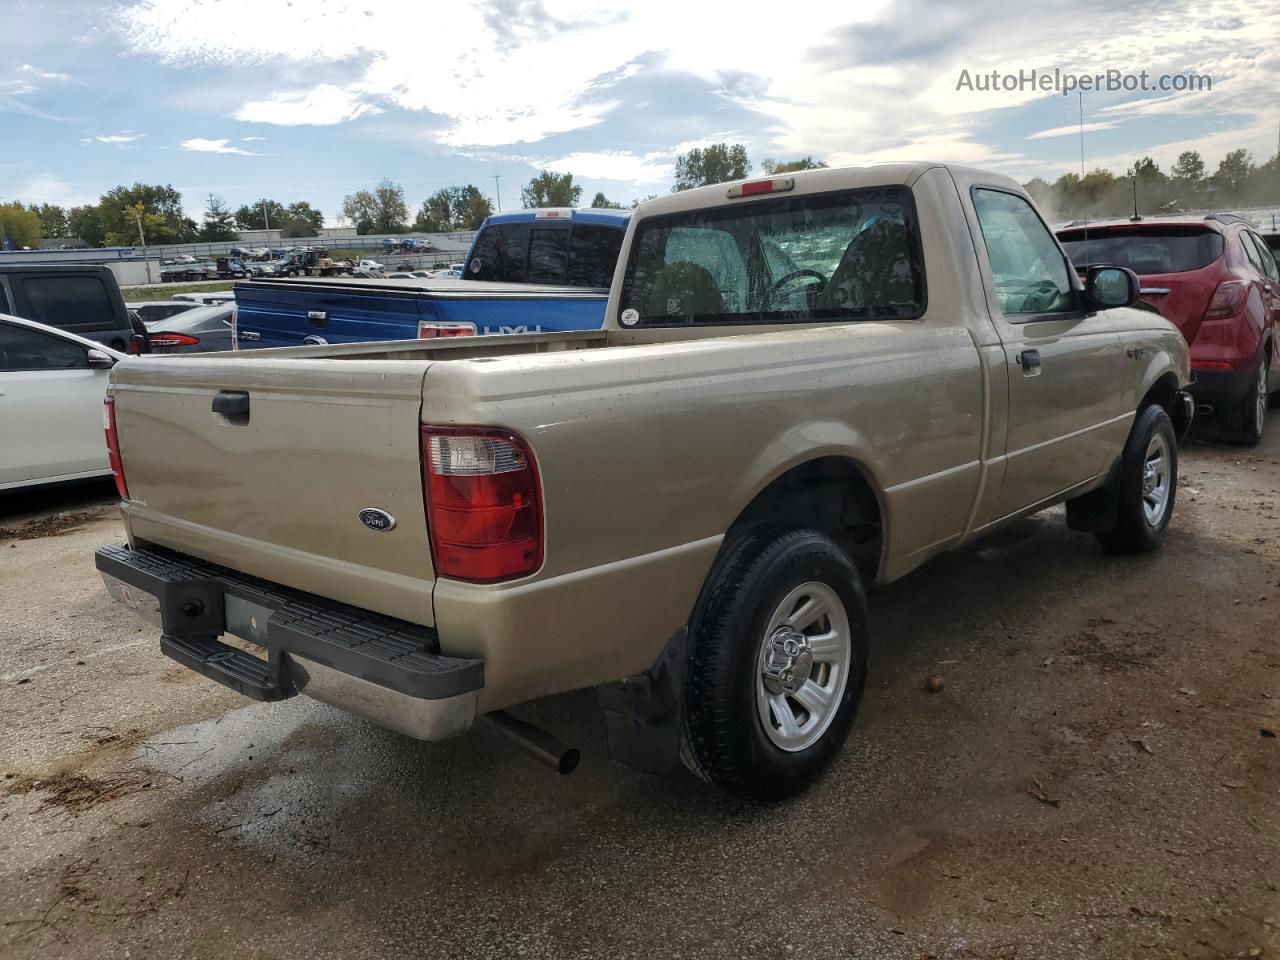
[[1138, 368, 1189, 440], [726, 454, 886, 585]]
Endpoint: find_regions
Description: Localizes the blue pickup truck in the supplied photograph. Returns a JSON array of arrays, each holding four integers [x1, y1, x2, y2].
[[233, 208, 630, 347]]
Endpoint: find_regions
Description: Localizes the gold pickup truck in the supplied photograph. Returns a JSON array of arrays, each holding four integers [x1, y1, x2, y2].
[[96, 162, 1192, 798]]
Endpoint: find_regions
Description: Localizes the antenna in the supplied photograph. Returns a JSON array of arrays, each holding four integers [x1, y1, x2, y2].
[[1079, 91, 1091, 266], [1130, 177, 1140, 221]]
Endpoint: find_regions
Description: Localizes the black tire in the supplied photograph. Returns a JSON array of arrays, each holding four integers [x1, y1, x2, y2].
[[1220, 357, 1267, 445], [1096, 404, 1178, 554], [680, 527, 869, 800]]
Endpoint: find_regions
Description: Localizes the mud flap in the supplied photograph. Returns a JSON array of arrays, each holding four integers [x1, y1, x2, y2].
[[598, 628, 688, 776]]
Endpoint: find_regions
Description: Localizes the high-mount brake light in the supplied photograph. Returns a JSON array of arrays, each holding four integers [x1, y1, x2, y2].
[[421, 427, 543, 583], [726, 176, 796, 199], [534, 209, 573, 220], [148, 332, 201, 347], [417, 321, 478, 339], [103, 396, 129, 500], [1203, 279, 1248, 321]]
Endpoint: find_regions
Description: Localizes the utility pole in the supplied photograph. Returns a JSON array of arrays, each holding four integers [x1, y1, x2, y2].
[[262, 200, 271, 241], [494, 175, 502, 213], [135, 208, 153, 283]]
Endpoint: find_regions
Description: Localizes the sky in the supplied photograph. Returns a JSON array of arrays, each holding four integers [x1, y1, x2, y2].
[[2, 0, 1278, 228]]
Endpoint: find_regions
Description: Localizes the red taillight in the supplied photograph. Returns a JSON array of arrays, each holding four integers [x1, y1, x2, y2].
[[727, 176, 796, 199], [1203, 279, 1248, 321], [103, 397, 129, 500], [421, 427, 542, 583], [147, 332, 201, 348], [417, 321, 477, 339], [1191, 360, 1234, 371]]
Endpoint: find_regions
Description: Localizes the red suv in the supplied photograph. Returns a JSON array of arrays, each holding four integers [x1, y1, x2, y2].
[[1057, 215, 1280, 444]]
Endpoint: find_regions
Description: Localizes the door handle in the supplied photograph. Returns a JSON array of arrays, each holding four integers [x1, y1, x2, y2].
[[1017, 349, 1041, 376], [212, 390, 250, 422]]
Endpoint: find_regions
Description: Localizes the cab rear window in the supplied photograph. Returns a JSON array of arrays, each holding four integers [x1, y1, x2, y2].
[[1057, 227, 1224, 274], [619, 186, 924, 327], [466, 221, 624, 287]]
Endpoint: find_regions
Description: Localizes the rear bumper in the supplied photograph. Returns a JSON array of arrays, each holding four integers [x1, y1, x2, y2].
[[95, 543, 483, 741], [1188, 368, 1253, 412]]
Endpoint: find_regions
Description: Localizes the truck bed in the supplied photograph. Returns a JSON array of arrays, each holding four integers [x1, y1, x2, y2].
[[234, 277, 610, 348]]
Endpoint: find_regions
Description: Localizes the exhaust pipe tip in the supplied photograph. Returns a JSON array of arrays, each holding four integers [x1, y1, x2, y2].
[[483, 710, 580, 775]]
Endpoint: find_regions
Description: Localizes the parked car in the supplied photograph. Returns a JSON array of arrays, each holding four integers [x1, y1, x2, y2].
[[126, 300, 201, 325], [143, 303, 236, 353], [357, 258, 385, 273], [172, 291, 235, 306], [0, 314, 121, 491], [0, 265, 137, 352], [1057, 214, 1280, 443], [97, 162, 1192, 798]]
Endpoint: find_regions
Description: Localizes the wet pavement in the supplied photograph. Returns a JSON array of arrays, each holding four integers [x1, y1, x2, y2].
[[1, 432, 1278, 959]]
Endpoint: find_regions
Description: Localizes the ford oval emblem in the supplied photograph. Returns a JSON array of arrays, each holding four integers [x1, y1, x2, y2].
[[358, 508, 397, 532]]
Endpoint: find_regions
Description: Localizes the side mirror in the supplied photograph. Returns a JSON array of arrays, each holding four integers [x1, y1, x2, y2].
[[86, 348, 117, 368], [1085, 265, 1140, 309]]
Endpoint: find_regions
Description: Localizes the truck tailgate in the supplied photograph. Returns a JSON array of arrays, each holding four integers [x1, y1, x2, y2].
[[111, 356, 437, 626]]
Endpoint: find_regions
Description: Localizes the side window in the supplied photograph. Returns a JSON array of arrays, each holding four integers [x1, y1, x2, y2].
[[527, 227, 569, 284], [21, 275, 116, 331], [0, 282, 10, 313], [567, 225, 624, 287], [0, 322, 90, 371], [972, 189, 1074, 317], [1247, 233, 1278, 282], [467, 224, 530, 282], [1239, 231, 1264, 273]]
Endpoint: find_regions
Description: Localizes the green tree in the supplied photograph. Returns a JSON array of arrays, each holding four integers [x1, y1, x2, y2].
[[198, 195, 239, 242], [28, 203, 68, 238], [521, 171, 582, 208], [284, 201, 324, 232], [0, 202, 43, 248], [234, 199, 286, 231], [630, 194, 658, 209], [1171, 151, 1205, 183], [67, 205, 105, 246], [279, 217, 317, 239], [673, 143, 750, 191], [1213, 149, 1253, 196], [760, 156, 826, 175], [589, 191, 625, 209], [413, 185, 493, 232], [342, 190, 377, 234], [98, 184, 192, 246], [373, 179, 409, 233]]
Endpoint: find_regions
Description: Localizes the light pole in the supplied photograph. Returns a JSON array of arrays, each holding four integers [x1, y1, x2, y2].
[[135, 208, 153, 284], [494, 175, 502, 213]]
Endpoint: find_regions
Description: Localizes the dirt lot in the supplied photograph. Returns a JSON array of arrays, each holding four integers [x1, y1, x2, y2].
[[1, 431, 1278, 960]]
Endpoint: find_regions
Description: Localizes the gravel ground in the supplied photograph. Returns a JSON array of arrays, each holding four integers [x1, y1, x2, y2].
[[1, 430, 1278, 960]]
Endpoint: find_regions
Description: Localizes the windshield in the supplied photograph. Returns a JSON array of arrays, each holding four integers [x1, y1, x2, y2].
[[618, 186, 924, 326], [1058, 226, 1224, 274]]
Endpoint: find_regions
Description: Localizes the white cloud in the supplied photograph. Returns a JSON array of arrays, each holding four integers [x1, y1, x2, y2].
[[543, 150, 672, 183], [240, 136, 266, 141], [1027, 121, 1120, 141], [83, 132, 144, 144], [15, 174, 93, 207], [180, 137, 260, 155], [18, 64, 74, 82], [116, 0, 1280, 184], [235, 84, 379, 126]]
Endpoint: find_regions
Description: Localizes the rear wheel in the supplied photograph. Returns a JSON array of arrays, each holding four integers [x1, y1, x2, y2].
[[680, 528, 868, 800], [1220, 357, 1267, 444], [1096, 404, 1178, 554]]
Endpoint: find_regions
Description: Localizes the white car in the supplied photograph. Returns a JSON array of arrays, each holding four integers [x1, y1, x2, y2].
[[357, 258, 384, 272], [0, 314, 123, 492]]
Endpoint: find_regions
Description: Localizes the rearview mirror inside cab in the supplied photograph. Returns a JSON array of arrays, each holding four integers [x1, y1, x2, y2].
[[1085, 265, 1140, 309]]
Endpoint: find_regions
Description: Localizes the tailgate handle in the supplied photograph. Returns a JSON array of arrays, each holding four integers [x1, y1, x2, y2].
[[212, 390, 250, 422]]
